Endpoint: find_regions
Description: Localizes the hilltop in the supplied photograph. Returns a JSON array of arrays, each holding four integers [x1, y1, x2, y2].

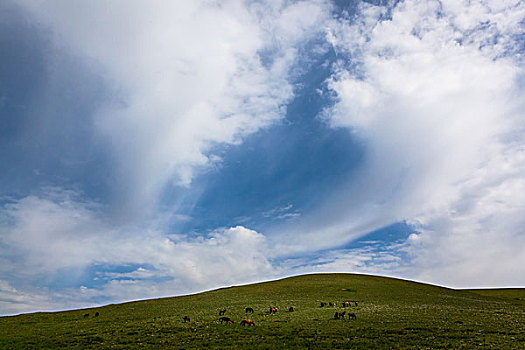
[[1, 274, 523, 349]]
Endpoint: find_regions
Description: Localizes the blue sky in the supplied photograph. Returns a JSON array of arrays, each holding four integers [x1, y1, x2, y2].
[[1, 0, 524, 315]]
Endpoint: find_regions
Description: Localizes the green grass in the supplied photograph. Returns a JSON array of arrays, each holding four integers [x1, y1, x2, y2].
[[1, 274, 524, 349], [466, 288, 525, 303]]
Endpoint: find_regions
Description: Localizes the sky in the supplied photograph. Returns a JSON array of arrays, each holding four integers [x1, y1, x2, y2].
[[1, 0, 524, 315]]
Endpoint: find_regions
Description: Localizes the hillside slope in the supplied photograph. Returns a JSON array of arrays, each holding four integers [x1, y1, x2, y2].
[[1, 274, 524, 349]]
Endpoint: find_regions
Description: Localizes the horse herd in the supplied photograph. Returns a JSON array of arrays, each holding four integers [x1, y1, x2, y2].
[[181, 301, 359, 326], [321, 301, 358, 321]]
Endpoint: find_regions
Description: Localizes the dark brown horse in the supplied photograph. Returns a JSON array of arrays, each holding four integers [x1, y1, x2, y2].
[[329, 302, 336, 307], [347, 313, 357, 320], [182, 315, 191, 322], [288, 306, 294, 312], [334, 311, 346, 320], [219, 309, 226, 316], [219, 317, 232, 324], [320, 302, 327, 307], [245, 307, 254, 313], [240, 319, 256, 326]]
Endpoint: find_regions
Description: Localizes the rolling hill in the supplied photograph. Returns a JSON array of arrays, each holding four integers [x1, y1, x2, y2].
[[1, 273, 523, 349]]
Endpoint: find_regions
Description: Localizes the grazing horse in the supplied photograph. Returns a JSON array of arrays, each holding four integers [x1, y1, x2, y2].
[[245, 307, 254, 313], [219, 309, 226, 316], [343, 301, 350, 308], [288, 306, 294, 312], [347, 313, 357, 320], [269, 307, 278, 314], [334, 311, 346, 320], [329, 302, 336, 307], [240, 319, 256, 326], [94, 312, 100, 317], [182, 316, 191, 322], [320, 302, 327, 308], [219, 317, 232, 324], [83, 313, 89, 318]]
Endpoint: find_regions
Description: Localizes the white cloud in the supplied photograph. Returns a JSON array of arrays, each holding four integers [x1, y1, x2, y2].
[[0, 189, 110, 275], [0, 190, 276, 314], [306, 0, 525, 286], [402, 142, 525, 287]]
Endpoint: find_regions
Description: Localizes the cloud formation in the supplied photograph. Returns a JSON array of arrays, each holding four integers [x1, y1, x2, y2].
[[18, 0, 331, 218], [312, 0, 525, 286], [1, 0, 332, 314]]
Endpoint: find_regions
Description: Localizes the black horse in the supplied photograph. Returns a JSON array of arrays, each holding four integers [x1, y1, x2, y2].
[[245, 307, 254, 313], [182, 316, 191, 322]]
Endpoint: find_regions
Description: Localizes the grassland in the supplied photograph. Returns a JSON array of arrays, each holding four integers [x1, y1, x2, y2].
[[1, 274, 524, 349]]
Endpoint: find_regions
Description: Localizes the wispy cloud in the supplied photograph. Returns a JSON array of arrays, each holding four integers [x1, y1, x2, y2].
[[262, 204, 301, 221]]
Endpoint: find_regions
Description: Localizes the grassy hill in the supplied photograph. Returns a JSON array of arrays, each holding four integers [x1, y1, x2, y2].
[[1, 274, 524, 349]]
